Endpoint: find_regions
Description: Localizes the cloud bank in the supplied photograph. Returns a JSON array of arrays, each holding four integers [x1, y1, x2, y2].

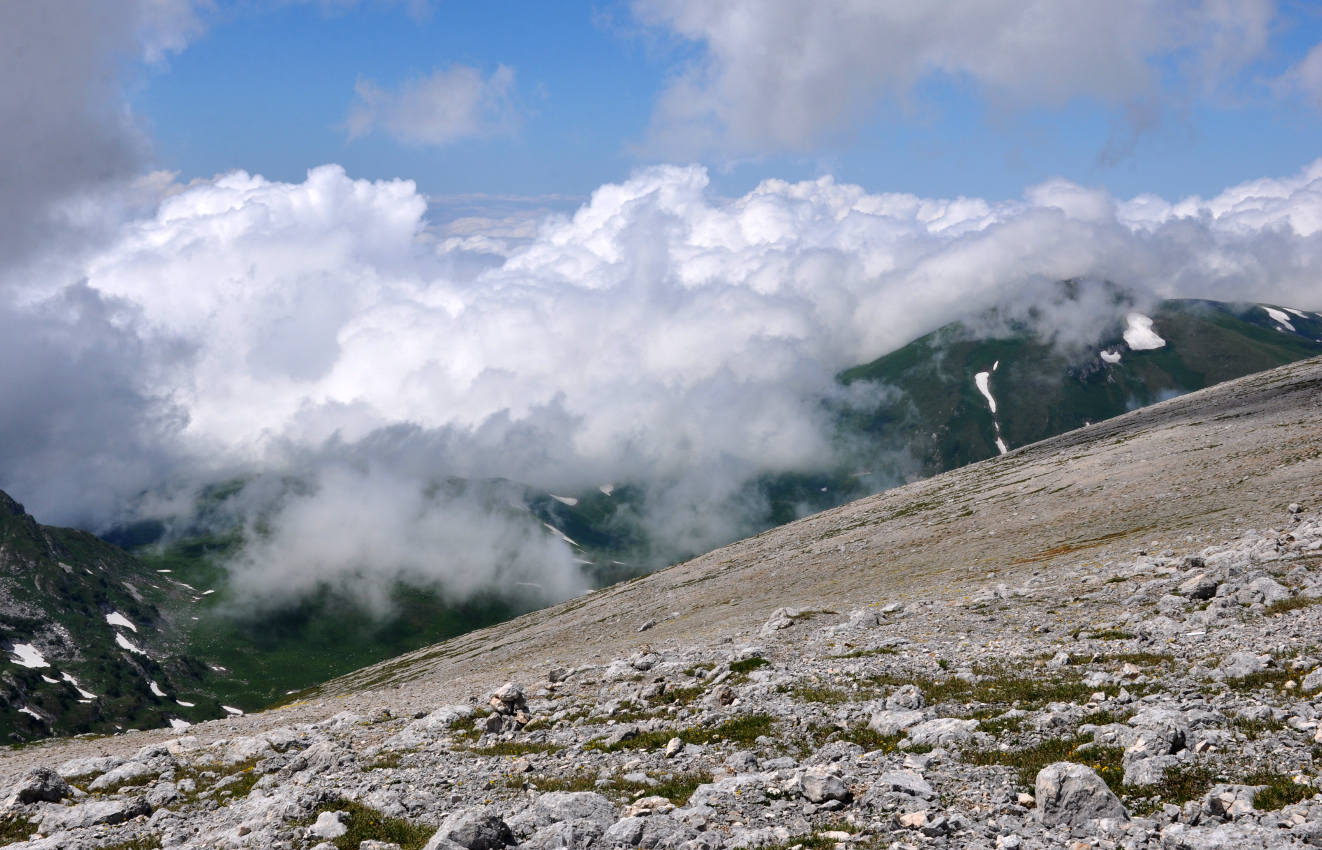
[[3, 157, 1322, 607]]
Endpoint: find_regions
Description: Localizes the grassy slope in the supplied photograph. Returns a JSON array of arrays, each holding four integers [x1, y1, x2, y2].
[[838, 299, 1322, 476]]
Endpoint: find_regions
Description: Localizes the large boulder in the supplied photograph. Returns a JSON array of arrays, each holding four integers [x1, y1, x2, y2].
[[431, 809, 515, 850], [794, 766, 850, 804], [506, 791, 617, 840], [904, 718, 978, 748], [4, 767, 71, 807], [38, 796, 152, 833], [1035, 762, 1128, 827]]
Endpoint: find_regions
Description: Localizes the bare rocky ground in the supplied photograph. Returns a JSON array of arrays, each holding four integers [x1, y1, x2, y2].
[[2, 357, 1322, 849]]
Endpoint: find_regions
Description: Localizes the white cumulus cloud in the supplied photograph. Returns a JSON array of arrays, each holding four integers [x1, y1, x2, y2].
[[4, 157, 1322, 605]]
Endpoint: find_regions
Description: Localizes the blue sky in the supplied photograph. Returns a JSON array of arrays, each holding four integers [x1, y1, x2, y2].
[[128, 1, 1322, 207]]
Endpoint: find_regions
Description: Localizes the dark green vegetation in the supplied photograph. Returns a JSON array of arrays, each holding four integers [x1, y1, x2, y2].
[[965, 734, 1126, 793], [301, 798, 433, 850], [838, 296, 1322, 475], [0, 491, 225, 742]]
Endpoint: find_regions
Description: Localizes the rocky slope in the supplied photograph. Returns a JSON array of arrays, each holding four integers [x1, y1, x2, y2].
[[1, 356, 1321, 849]]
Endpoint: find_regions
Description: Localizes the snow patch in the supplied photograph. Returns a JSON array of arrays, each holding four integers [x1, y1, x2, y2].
[[995, 437, 1009, 455], [41, 674, 59, 684], [1262, 305, 1296, 331], [156, 569, 172, 573], [599, 484, 615, 496], [222, 705, 244, 715], [176, 699, 194, 707], [168, 718, 191, 731], [550, 494, 578, 507], [973, 372, 997, 414], [10, 643, 49, 668], [105, 611, 137, 632], [1285, 307, 1308, 318], [18, 707, 42, 721], [1100, 350, 1122, 364], [115, 633, 147, 655], [149, 680, 166, 697], [542, 522, 579, 547], [1123, 313, 1166, 350], [61, 673, 96, 699]]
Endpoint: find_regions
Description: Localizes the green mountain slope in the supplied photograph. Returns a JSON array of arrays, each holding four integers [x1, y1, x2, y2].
[[838, 299, 1322, 475], [0, 492, 232, 742]]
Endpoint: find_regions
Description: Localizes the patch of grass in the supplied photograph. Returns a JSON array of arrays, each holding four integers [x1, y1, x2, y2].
[[1081, 708, 1133, 727], [1105, 575, 1129, 584], [1127, 762, 1221, 814], [1101, 652, 1175, 667], [801, 723, 910, 755], [1231, 715, 1288, 739], [761, 836, 839, 850], [1246, 771, 1315, 811], [590, 713, 777, 752], [829, 647, 898, 659], [303, 799, 433, 850], [729, 657, 770, 675], [651, 685, 704, 706], [1091, 629, 1137, 641], [778, 683, 853, 705], [0, 815, 35, 845], [526, 772, 598, 793], [612, 771, 713, 805], [174, 757, 262, 804], [365, 750, 412, 771], [461, 741, 560, 757], [1225, 668, 1294, 692], [1264, 596, 1322, 616], [977, 713, 1028, 736], [963, 735, 1125, 793]]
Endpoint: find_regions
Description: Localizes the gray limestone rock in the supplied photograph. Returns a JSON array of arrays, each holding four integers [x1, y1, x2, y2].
[[38, 796, 152, 833], [1218, 652, 1270, 680], [433, 809, 515, 850], [904, 717, 977, 748], [872, 771, 934, 799], [1179, 573, 1220, 600], [1035, 762, 1128, 827], [508, 791, 617, 838], [795, 766, 850, 803], [4, 767, 71, 806], [867, 709, 925, 737], [309, 810, 349, 839]]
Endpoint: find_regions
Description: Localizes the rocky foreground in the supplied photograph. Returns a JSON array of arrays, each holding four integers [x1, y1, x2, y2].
[[5, 503, 1322, 849]]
